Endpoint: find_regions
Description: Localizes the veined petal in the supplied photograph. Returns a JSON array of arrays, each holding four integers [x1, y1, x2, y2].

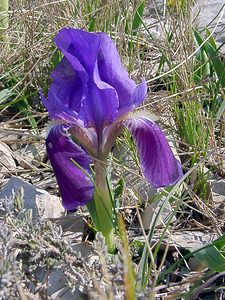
[[41, 86, 79, 123], [42, 28, 148, 131], [46, 125, 94, 209], [124, 117, 183, 187]]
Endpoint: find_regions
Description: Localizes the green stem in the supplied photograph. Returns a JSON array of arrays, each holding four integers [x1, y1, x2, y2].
[[92, 160, 115, 253]]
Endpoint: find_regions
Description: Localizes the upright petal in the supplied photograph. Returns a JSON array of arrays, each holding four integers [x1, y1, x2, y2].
[[53, 28, 119, 129], [117, 80, 147, 119], [46, 125, 94, 209], [80, 73, 119, 129], [97, 33, 147, 112], [124, 117, 183, 187], [41, 57, 81, 123], [54, 28, 100, 75], [42, 28, 148, 131]]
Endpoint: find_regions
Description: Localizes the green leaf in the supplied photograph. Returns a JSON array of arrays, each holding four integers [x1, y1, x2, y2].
[[193, 234, 225, 272], [205, 28, 217, 50], [0, 91, 37, 110], [194, 30, 225, 87], [132, 0, 145, 31], [118, 214, 136, 299], [87, 199, 101, 231], [114, 177, 124, 199], [215, 98, 225, 120], [88, 17, 96, 32], [194, 245, 225, 272], [212, 233, 225, 249], [0, 88, 15, 104]]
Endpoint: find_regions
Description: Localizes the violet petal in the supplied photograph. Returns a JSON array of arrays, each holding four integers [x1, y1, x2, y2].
[[46, 125, 94, 209], [54, 28, 100, 75], [53, 28, 119, 129], [97, 33, 137, 110], [124, 117, 183, 187], [117, 80, 147, 118]]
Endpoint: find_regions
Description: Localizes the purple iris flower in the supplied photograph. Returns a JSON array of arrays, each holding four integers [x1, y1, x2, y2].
[[42, 28, 183, 210]]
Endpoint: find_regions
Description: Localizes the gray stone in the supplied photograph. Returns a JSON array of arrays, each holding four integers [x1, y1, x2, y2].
[[51, 287, 88, 300], [72, 242, 96, 261], [53, 214, 86, 243], [188, 257, 207, 271], [144, 0, 225, 45], [0, 142, 16, 176], [33, 268, 88, 299], [194, 0, 225, 43], [209, 175, 225, 198], [208, 174, 225, 214], [16, 144, 40, 170], [0, 130, 20, 147], [134, 230, 219, 251], [0, 176, 64, 219], [141, 197, 176, 230]]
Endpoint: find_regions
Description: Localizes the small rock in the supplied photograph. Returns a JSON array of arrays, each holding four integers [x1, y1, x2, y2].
[[0, 141, 16, 177], [0, 176, 64, 219], [51, 287, 88, 300], [194, 0, 225, 44], [16, 144, 39, 170], [134, 230, 219, 251], [72, 242, 99, 267], [188, 257, 207, 271], [0, 129, 21, 147], [55, 214, 86, 233], [33, 268, 88, 299], [72, 242, 94, 258], [208, 174, 225, 215], [53, 214, 86, 242], [141, 197, 176, 230]]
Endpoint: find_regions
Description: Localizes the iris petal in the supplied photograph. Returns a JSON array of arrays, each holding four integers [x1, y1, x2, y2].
[[43, 28, 147, 129], [97, 33, 136, 109], [41, 87, 79, 124], [41, 57, 83, 122], [53, 28, 119, 129], [124, 117, 183, 187], [54, 28, 100, 75], [130, 80, 147, 108], [80, 79, 118, 129], [46, 125, 94, 209], [117, 80, 147, 118]]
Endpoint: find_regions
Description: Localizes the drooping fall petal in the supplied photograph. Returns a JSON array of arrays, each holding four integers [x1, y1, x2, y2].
[[124, 117, 183, 187], [46, 125, 94, 209]]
